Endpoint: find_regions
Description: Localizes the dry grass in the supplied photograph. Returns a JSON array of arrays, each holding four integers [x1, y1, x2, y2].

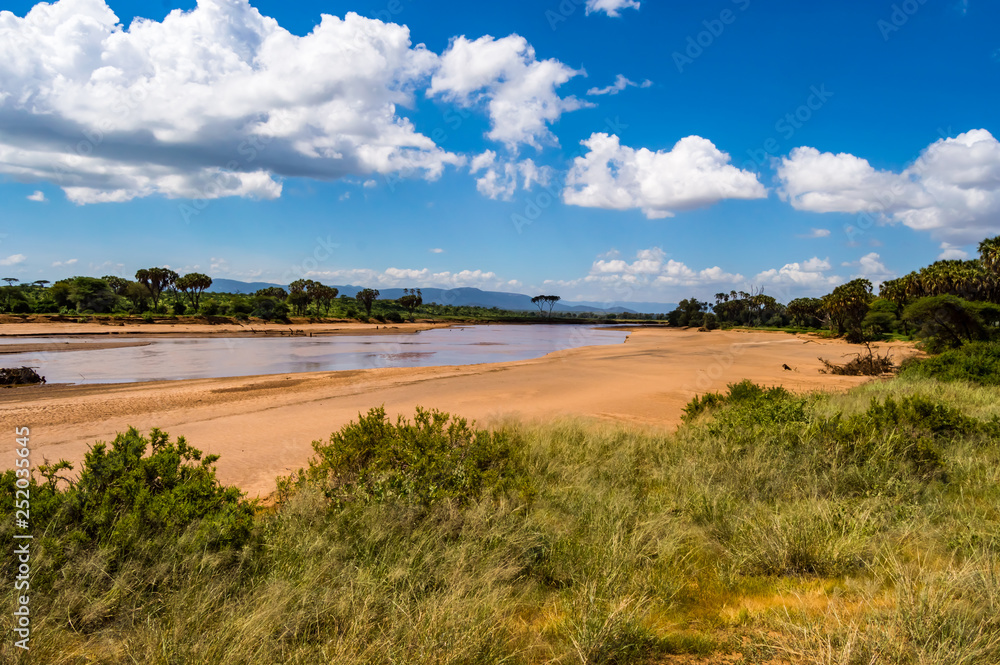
[[2, 377, 1000, 663]]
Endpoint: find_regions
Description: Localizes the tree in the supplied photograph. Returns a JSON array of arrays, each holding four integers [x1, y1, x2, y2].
[[311, 285, 339, 316], [531, 295, 561, 318], [175, 273, 213, 309], [356, 288, 380, 317], [822, 278, 873, 338], [2, 277, 18, 287], [251, 295, 289, 321], [902, 295, 991, 351], [544, 295, 561, 317], [398, 288, 423, 318], [102, 275, 131, 296], [50, 277, 116, 313], [288, 279, 320, 316], [135, 268, 179, 311], [668, 298, 707, 327], [979, 235, 1000, 277], [861, 298, 900, 338], [125, 282, 153, 312], [786, 297, 824, 328], [254, 287, 288, 300]]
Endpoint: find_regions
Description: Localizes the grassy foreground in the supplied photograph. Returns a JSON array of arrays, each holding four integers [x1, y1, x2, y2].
[[3, 375, 1000, 663]]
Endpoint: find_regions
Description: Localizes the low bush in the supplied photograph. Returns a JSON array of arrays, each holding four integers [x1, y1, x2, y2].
[[900, 341, 1000, 386], [281, 407, 532, 507]]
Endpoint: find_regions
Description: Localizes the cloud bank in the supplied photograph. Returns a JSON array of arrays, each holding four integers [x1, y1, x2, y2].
[[0, 0, 587, 203], [777, 129, 1000, 243]]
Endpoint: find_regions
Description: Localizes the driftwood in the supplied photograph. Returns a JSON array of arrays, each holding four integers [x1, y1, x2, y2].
[[0, 367, 46, 385], [819, 342, 895, 376]]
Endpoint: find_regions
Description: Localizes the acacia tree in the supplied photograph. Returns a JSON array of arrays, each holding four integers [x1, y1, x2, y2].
[[531, 294, 560, 318], [175, 273, 213, 309], [356, 288, 380, 317], [311, 285, 339, 316], [135, 268, 179, 311]]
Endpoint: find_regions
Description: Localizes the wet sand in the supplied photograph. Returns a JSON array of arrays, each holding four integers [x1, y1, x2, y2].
[[0, 328, 918, 499], [0, 341, 153, 354]]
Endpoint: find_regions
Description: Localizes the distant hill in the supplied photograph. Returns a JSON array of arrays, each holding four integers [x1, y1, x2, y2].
[[207, 278, 676, 314]]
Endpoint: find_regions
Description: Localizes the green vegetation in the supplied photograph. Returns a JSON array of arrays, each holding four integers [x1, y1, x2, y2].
[[4, 363, 1000, 662], [901, 340, 1000, 386], [664, 234, 1000, 361]]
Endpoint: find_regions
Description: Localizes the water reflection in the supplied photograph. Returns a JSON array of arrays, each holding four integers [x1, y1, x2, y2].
[[0, 325, 629, 384]]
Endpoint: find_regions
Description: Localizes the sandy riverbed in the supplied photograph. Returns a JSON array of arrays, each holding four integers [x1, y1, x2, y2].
[[0, 327, 918, 499]]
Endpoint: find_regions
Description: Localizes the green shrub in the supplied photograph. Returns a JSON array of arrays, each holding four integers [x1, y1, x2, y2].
[[901, 341, 1000, 386], [284, 407, 531, 507], [199, 299, 221, 316], [386, 311, 404, 323]]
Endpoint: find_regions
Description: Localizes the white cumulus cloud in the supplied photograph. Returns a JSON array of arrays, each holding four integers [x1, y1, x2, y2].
[[563, 133, 767, 218], [777, 129, 1000, 243], [754, 257, 841, 289], [26, 190, 46, 202], [588, 247, 743, 287], [0, 0, 474, 204], [585, 0, 641, 17], [429, 34, 590, 150]]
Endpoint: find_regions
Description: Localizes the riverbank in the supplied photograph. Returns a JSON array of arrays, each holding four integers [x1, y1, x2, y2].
[[0, 328, 918, 498]]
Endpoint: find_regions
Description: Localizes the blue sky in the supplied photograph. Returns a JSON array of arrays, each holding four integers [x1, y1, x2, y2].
[[1, 0, 998, 304]]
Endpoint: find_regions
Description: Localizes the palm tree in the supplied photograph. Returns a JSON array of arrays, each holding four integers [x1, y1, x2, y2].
[[980, 236, 1000, 276]]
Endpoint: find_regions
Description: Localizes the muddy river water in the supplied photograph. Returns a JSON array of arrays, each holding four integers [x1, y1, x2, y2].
[[0, 324, 630, 384]]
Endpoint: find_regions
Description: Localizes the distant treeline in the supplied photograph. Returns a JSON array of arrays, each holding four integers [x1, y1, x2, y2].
[[667, 235, 1000, 352], [0, 271, 665, 322]]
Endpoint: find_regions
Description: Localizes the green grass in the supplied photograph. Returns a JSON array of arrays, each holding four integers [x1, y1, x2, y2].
[[3, 378, 1000, 663]]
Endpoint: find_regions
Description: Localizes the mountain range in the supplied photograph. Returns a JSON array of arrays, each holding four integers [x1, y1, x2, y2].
[[206, 279, 676, 314]]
